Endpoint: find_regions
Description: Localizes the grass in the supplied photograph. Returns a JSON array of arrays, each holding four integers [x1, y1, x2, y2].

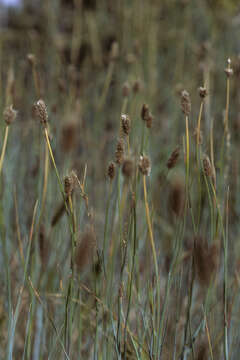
[[1, 0, 240, 359]]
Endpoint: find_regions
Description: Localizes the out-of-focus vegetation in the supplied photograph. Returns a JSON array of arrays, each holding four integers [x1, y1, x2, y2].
[[1, 0, 240, 359]]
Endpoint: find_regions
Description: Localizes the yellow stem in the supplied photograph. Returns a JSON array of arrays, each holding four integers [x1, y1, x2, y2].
[[143, 175, 158, 275], [197, 101, 203, 146], [0, 125, 9, 176]]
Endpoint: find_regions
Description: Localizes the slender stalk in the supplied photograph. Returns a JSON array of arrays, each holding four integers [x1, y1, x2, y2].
[[0, 125, 9, 176]]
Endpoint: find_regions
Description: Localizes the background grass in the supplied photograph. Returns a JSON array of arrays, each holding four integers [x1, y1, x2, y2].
[[1, 0, 240, 359]]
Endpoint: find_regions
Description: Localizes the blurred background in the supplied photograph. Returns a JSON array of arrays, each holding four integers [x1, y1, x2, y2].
[[1, 0, 240, 358]]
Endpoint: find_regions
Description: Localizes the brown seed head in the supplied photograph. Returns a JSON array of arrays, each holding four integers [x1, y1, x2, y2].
[[141, 103, 149, 121], [3, 105, 17, 125], [167, 147, 180, 169], [121, 114, 131, 136], [122, 158, 134, 178], [27, 53, 37, 66], [198, 86, 208, 99], [115, 138, 124, 165], [203, 155, 212, 177], [64, 170, 78, 197], [132, 79, 142, 93], [75, 227, 96, 271], [224, 58, 233, 77], [33, 99, 48, 125], [181, 90, 191, 116], [138, 155, 151, 176], [107, 161, 116, 181], [122, 82, 131, 97], [146, 112, 153, 128]]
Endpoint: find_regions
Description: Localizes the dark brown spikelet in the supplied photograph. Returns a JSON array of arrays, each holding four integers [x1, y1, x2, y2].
[[141, 103, 149, 121], [121, 114, 131, 136], [168, 179, 185, 217], [194, 237, 218, 287], [33, 99, 48, 125], [138, 155, 151, 176], [64, 170, 78, 197], [181, 90, 191, 116], [64, 175, 74, 197], [107, 161, 116, 181], [203, 155, 212, 177], [198, 86, 208, 99], [75, 227, 96, 271], [51, 201, 66, 227], [3, 105, 17, 125], [122, 158, 134, 178], [167, 147, 180, 169], [115, 138, 124, 165]]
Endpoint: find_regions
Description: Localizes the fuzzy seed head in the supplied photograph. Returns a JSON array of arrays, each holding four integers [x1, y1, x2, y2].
[[167, 147, 180, 169], [203, 155, 212, 177], [33, 99, 48, 125], [121, 114, 131, 136], [141, 103, 149, 121], [146, 112, 153, 128], [27, 53, 37, 66], [107, 161, 116, 181], [3, 105, 17, 125], [198, 86, 208, 99], [115, 138, 124, 165], [181, 90, 191, 116], [138, 155, 151, 176]]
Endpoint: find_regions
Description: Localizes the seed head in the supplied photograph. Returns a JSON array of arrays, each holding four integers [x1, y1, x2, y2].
[[115, 138, 124, 165], [132, 79, 142, 93], [167, 147, 180, 169], [33, 99, 48, 125], [146, 112, 153, 128], [141, 103, 149, 121], [224, 58, 233, 77], [198, 86, 208, 99], [203, 155, 212, 177], [121, 114, 131, 136], [138, 155, 151, 176], [64, 170, 78, 197], [27, 53, 37, 67], [3, 105, 17, 125], [181, 90, 191, 116], [107, 161, 116, 181], [122, 158, 134, 178]]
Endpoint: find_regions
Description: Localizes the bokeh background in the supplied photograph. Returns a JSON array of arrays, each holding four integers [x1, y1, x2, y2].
[[1, 1, 240, 359]]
